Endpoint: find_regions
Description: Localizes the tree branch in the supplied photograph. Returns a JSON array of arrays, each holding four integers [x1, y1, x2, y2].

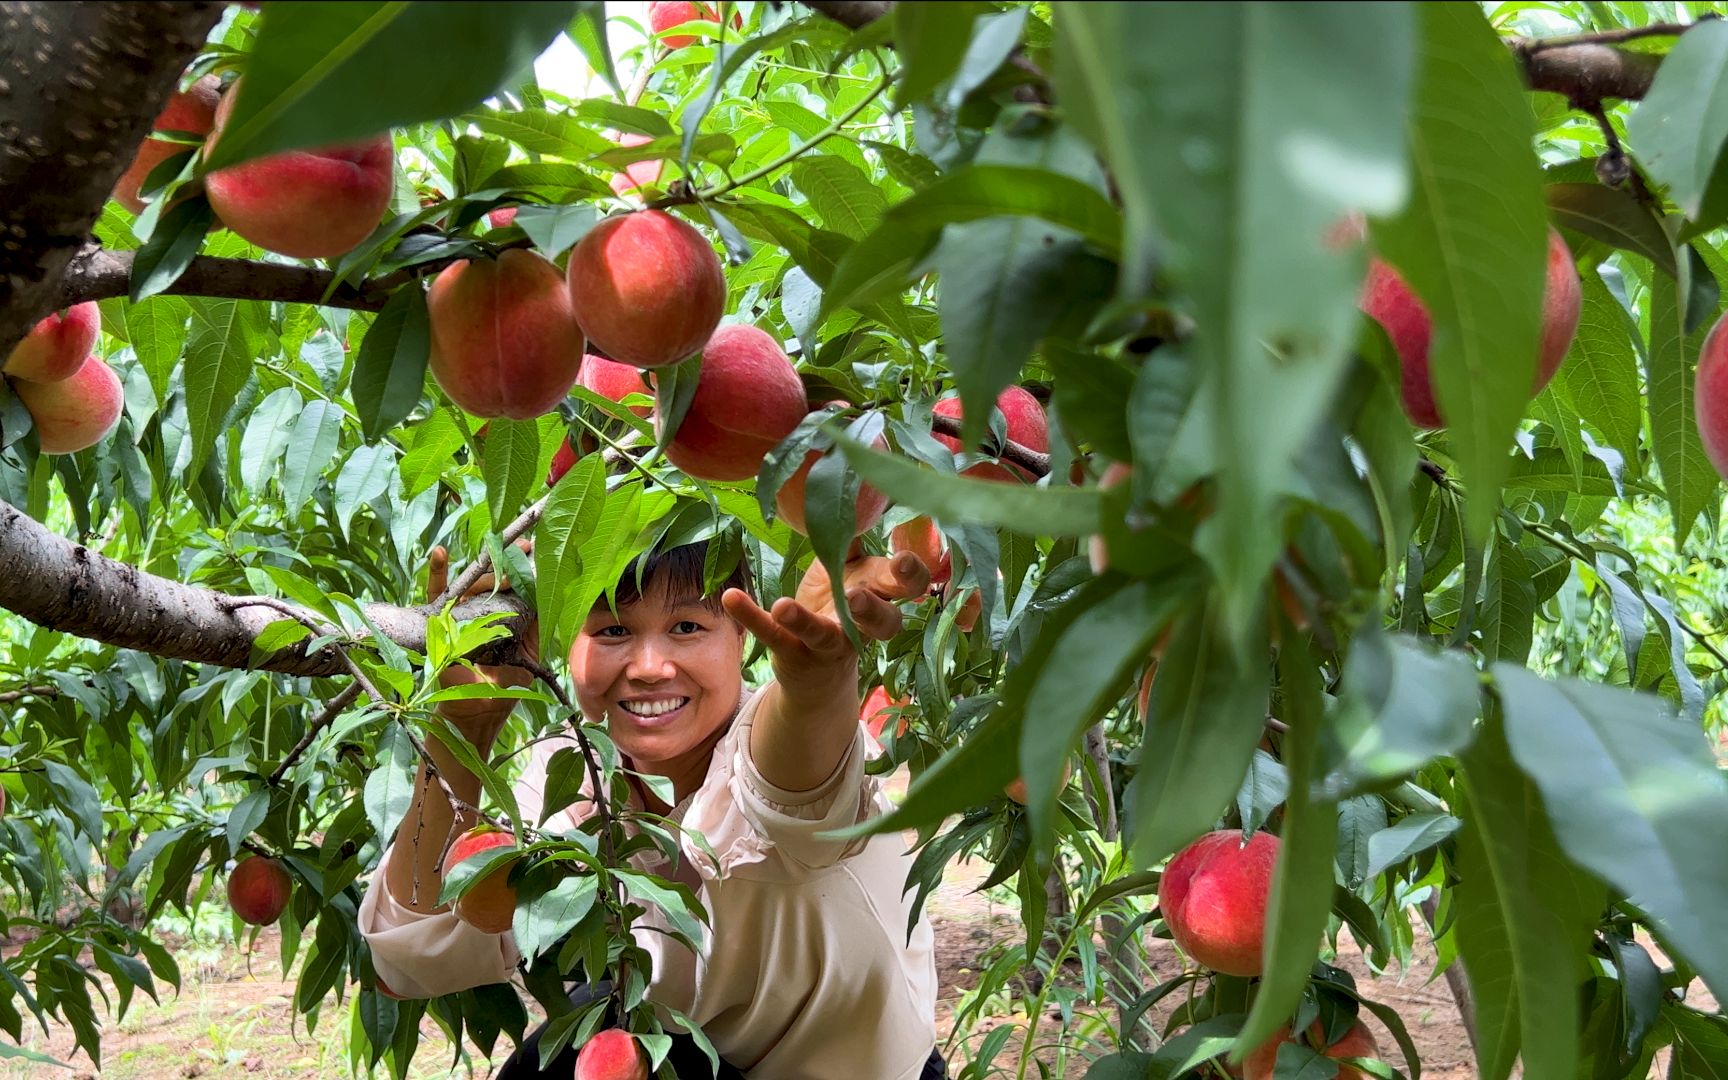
[[0, 501, 531, 677], [1511, 37, 1667, 107], [57, 245, 401, 312], [929, 412, 1050, 478], [0, 2, 224, 358]]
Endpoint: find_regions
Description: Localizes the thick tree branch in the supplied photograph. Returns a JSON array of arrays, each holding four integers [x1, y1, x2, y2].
[[0, 501, 532, 677], [0, 2, 224, 358], [57, 245, 400, 312], [1512, 38, 1665, 107], [929, 412, 1050, 478]]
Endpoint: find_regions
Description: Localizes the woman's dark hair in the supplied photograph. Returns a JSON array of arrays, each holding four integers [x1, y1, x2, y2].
[[609, 540, 754, 613]]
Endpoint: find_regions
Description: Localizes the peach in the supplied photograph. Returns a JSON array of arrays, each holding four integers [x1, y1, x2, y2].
[[1088, 462, 1134, 574], [575, 1027, 648, 1080], [932, 386, 1049, 483], [658, 325, 806, 482], [607, 132, 664, 199], [227, 855, 292, 926], [1695, 309, 1728, 479], [13, 355, 123, 454], [952, 587, 981, 634], [1160, 830, 1279, 977], [566, 210, 726, 369], [548, 438, 582, 487], [3, 303, 100, 384], [648, 1, 741, 49], [487, 207, 518, 229], [113, 75, 222, 215], [775, 419, 890, 536], [861, 685, 910, 741], [447, 826, 519, 935], [1361, 228, 1580, 428], [205, 86, 394, 259], [1004, 759, 1071, 805], [428, 249, 586, 420], [1244, 1019, 1379, 1080], [891, 516, 951, 588], [579, 353, 652, 417]]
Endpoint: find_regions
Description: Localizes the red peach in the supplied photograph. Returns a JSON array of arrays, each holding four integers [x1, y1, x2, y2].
[[428, 249, 587, 420], [1244, 1019, 1380, 1080], [579, 353, 652, 417], [227, 855, 292, 926], [658, 325, 806, 482], [205, 86, 394, 259], [575, 1027, 648, 1080], [548, 438, 582, 487], [861, 685, 910, 742], [1160, 830, 1280, 977], [1694, 308, 1728, 480], [1361, 228, 1581, 428], [487, 207, 518, 229], [113, 75, 222, 215], [932, 387, 1049, 483], [566, 210, 726, 369], [648, 1, 742, 49], [3, 303, 100, 384], [607, 132, 664, 199], [447, 827, 519, 935], [775, 425, 890, 536], [13, 355, 123, 454], [891, 516, 951, 588]]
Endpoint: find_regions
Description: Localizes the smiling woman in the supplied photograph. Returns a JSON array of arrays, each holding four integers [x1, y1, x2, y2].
[[357, 540, 945, 1080]]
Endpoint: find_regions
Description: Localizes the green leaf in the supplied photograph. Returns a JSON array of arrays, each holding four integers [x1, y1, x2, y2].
[[1626, 20, 1728, 224], [397, 407, 465, 500], [535, 454, 607, 657], [467, 108, 612, 160], [834, 433, 1101, 538], [1321, 627, 1479, 799], [1124, 602, 1271, 867], [1455, 709, 1601, 1080], [1494, 664, 1728, 1006], [129, 198, 216, 303], [1647, 266, 1719, 545], [481, 417, 545, 528], [352, 283, 428, 442], [789, 157, 887, 240], [891, 1, 979, 108], [1373, 3, 1546, 544], [514, 874, 598, 962], [280, 400, 345, 517], [1363, 812, 1460, 878], [1554, 270, 1643, 463], [183, 300, 263, 478], [240, 387, 305, 496], [225, 789, 271, 858], [1237, 646, 1339, 1061], [203, 2, 576, 170], [1547, 182, 1677, 275], [248, 618, 310, 664], [333, 443, 397, 537], [1056, 2, 1413, 646], [124, 295, 192, 406]]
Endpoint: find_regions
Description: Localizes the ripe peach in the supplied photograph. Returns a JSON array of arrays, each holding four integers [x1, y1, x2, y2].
[[13, 355, 123, 454], [579, 353, 652, 417], [648, 1, 741, 49], [775, 417, 890, 536], [3, 303, 100, 384], [113, 75, 222, 215], [607, 132, 664, 199], [205, 86, 394, 259], [1088, 462, 1134, 574], [428, 249, 586, 420], [932, 387, 1049, 483], [575, 1027, 648, 1080], [1244, 1019, 1379, 1080], [1361, 228, 1580, 428], [658, 325, 806, 482], [861, 685, 910, 741], [487, 207, 518, 229], [891, 516, 951, 588], [952, 587, 982, 633], [1160, 830, 1280, 977], [548, 438, 582, 487], [227, 855, 292, 926], [1004, 758, 1072, 805], [447, 826, 519, 934], [566, 210, 726, 369], [1694, 309, 1728, 479]]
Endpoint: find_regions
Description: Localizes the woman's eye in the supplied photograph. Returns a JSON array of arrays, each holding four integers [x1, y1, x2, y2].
[[673, 620, 702, 635], [594, 625, 628, 639]]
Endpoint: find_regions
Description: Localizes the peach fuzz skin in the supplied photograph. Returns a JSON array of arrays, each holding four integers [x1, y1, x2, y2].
[[3, 303, 99, 385], [13, 355, 124, 454], [657, 324, 807, 483], [1243, 1019, 1380, 1080], [427, 249, 586, 420], [446, 828, 518, 935], [575, 1028, 648, 1080], [1159, 829, 1280, 977], [204, 87, 394, 259], [1694, 309, 1728, 480], [226, 855, 292, 927], [931, 386, 1049, 483], [776, 434, 890, 536], [1360, 228, 1581, 428], [112, 75, 221, 215], [566, 210, 726, 369]]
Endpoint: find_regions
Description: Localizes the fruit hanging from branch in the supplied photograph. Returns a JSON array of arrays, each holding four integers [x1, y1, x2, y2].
[[226, 854, 292, 927], [1242, 1018, 1381, 1080], [657, 324, 806, 482], [2, 303, 100, 385], [427, 249, 587, 420], [12, 355, 124, 455], [446, 826, 520, 935], [931, 386, 1049, 483], [112, 74, 222, 215], [575, 1027, 649, 1080], [566, 210, 727, 369], [1159, 829, 1280, 977]]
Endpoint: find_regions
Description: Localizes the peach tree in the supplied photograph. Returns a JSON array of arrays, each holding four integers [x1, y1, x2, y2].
[[2, 2, 1728, 1078]]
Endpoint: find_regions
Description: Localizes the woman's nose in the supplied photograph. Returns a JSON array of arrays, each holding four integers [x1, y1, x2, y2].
[[625, 639, 677, 681]]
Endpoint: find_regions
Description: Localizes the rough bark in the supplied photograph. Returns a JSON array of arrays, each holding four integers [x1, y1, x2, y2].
[[0, 2, 223, 359], [57, 245, 399, 312], [0, 501, 532, 676], [1512, 38, 1665, 106]]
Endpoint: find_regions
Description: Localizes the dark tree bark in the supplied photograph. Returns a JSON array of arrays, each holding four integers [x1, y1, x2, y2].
[[57, 246, 401, 312], [0, 2, 223, 358]]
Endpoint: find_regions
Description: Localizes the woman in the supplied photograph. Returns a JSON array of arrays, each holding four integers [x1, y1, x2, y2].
[[358, 540, 943, 1079]]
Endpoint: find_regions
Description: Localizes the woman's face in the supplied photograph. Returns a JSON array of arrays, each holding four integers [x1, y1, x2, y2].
[[568, 578, 745, 776]]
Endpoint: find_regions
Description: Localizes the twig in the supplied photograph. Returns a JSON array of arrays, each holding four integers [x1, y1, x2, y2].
[[432, 493, 552, 609], [1520, 21, 1695, 52], [222, 597, 388, 705], [266, 684, 364, 785], [1418, 458, 1447, 486], [0, 685, 58, 705], [929, 413, 1051, 479], [1420, 893, 1479, 1057]]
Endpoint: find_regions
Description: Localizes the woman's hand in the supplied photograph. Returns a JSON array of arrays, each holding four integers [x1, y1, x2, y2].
[[427, 544, 540, 749]]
